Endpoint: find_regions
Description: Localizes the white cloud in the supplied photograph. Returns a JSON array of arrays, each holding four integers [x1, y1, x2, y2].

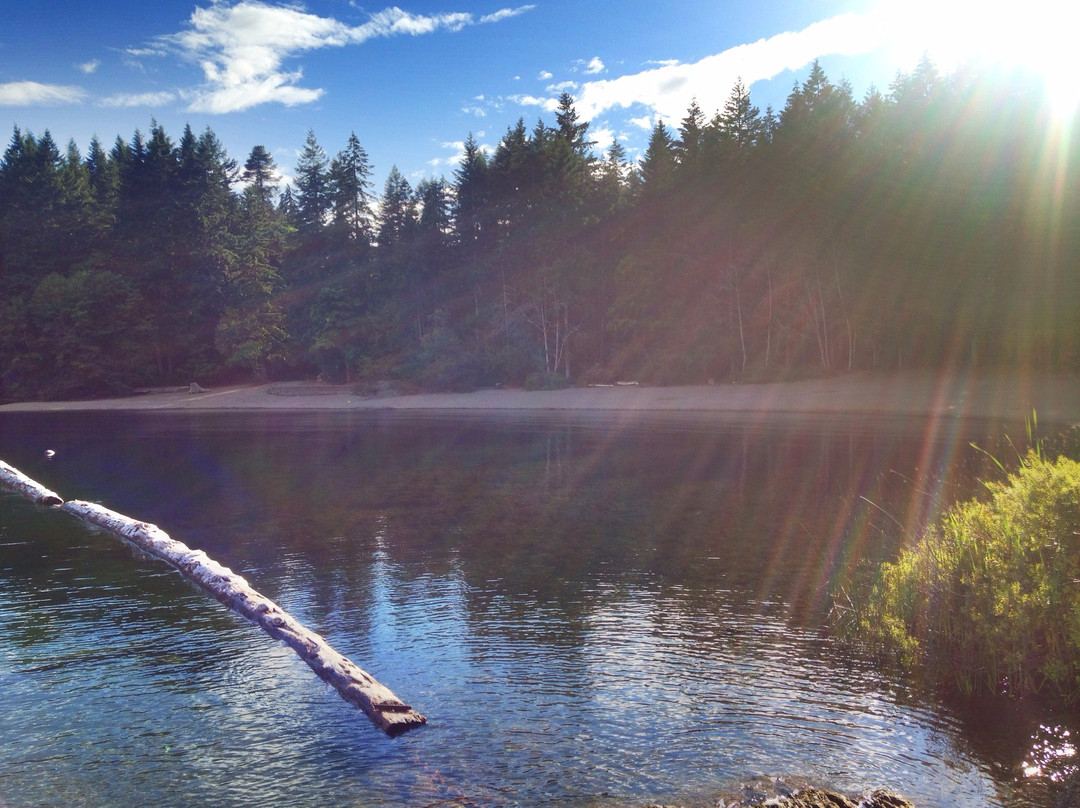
[[546, 80, 578, 93], [480, 6, 534, 24], [576, 11, 884, 124], [590, 125, 615, 150], [430, 139, 465, 167], [508, 93, 559, 111], [584, 56, 605, 74], [77, 59, 101, 75], [99, 91, 177, 108], [161, 1, 536, 114], [0, 81, 87, 106], [538, 70, 553, 80]]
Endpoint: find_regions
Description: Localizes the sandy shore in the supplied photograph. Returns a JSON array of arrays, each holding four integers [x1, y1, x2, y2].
[[2, 370, 1079, 423]]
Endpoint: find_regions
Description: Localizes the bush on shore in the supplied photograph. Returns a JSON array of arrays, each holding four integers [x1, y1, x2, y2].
[[838, 451, 1080, 701]]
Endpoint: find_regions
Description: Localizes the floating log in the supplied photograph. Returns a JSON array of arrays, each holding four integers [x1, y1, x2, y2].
[[0, 459, 425, 736], [0, 460, 64, 507]]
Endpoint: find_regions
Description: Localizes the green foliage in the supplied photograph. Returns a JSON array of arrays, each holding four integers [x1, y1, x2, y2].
[[214, 304, 287, 378], [3, 56, 1080, 401], [843, 452, 1080, 702], [412, 309, 481, 392], [2, 270, 153, 400], [524, 371, 571, 391]]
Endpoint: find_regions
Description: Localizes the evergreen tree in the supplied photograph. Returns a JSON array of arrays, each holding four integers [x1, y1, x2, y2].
[[453, 132, 488, 249], [675, 98, 707, 176], [554, 91, 593, 156], [718, 78, 762, 153], [328, 131, 375, 247], [547, 92, 596, 213], [639, 120, 678, 193], [596, 140, 630, 214], [377, 165, 415, 256], [0, 128, 67, 294], [294, 129, 331, 235], [490, 118, 532, 238], [415, 176, 452, 261], [243, 145, 278, 211]]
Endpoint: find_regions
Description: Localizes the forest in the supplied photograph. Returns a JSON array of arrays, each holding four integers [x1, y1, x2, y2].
[[1, 56, 1078, 401]]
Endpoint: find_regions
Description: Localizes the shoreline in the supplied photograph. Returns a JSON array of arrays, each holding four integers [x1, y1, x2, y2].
[[2, 370, 1080, 424]]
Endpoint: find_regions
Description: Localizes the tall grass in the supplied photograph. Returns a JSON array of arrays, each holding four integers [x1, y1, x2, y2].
[[836, 448, 1080, 702]]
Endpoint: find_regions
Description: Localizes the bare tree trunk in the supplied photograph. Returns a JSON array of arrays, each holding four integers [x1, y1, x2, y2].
[[806, 279, 829, 370], [734, 270, 747, 373], [817, 275, 830, 370], [833, 247, 853, 371], [764, 266, 773, 370]]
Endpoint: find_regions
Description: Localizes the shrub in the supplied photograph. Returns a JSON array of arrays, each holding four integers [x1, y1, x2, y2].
[[841, 452, 1080, 702], [523, 371, 571, 391]]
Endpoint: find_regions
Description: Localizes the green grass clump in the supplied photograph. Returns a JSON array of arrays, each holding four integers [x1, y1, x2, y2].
[[842, 451, 1080, 701]]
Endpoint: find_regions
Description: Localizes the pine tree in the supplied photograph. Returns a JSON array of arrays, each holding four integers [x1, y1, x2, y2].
[[453, 132, 488, 249], [718, 78, 762, 153], [243, 145, 278, 210], [596, 141, 629, 214], [377, 165, 415, 255], [675, 98, 706, 176], [554, 91, 593, 156], [328, 131, 374, 246], [0, 128, 67, 293], [294, 129, 331, 235], [639, 120, 677, 193]]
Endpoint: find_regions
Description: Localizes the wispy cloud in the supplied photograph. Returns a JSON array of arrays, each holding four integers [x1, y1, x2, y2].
[[0, 81, 87, 106], [507, 93, 558, 112], [77, 59, 101, 75], [480, 6, 533, 24], [100, 91, 177, 108], [545, 80, 577, 94], [159, 1, 535, 114]]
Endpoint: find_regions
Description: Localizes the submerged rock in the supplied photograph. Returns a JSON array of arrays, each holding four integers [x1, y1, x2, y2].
[[641, 784, 916, 808], [701, 788, 914, 807], [752, 788, 914, 807]]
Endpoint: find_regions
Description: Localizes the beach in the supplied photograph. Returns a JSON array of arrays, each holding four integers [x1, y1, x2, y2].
[[2, 370, 1079, 423]]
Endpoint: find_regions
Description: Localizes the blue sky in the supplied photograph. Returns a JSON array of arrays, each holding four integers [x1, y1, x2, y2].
[[2, 0, 1076, 193]]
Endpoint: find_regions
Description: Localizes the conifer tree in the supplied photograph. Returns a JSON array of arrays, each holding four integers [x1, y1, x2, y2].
[[294, 129, 331, 235], [639, 120, 677, 193], [243, 145, 278, 211], [328, 131, 375, 247], [453, 132, 488, 249], [675, 98, 706, 176]]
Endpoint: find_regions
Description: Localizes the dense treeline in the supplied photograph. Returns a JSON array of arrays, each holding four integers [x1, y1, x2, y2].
[[2, 57, 1078, 401]]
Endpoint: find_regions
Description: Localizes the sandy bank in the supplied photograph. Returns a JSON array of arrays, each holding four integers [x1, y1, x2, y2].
[[2, 371, 1079, 424]]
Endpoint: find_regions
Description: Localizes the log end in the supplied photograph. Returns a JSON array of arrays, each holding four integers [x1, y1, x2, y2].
[[380, 708, 427, 737]]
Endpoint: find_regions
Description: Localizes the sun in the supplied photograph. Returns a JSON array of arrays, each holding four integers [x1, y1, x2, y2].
[[876, 0, 1080, 121]]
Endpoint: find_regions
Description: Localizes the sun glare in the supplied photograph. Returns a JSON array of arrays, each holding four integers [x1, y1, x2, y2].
[[877, 0, 1080, 121]]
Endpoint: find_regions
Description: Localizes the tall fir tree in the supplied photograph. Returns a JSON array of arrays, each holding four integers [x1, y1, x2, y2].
[[294, 129, 331, 235], [328, 131, 375, 247]]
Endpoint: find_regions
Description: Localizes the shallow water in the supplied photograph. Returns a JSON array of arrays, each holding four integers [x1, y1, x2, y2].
[[0, 409, 1075, 807]]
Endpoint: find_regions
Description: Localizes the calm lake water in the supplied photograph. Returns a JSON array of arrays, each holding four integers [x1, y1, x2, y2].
[[1, 408, 1077, 807]]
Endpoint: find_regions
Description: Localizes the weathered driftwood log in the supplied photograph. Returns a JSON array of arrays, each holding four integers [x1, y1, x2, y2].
[[0, 460, 64, 507], [0, 460, 425, 736]]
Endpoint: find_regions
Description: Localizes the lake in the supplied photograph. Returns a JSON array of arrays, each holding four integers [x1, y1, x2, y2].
[[1, 408, 1076, 807]]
